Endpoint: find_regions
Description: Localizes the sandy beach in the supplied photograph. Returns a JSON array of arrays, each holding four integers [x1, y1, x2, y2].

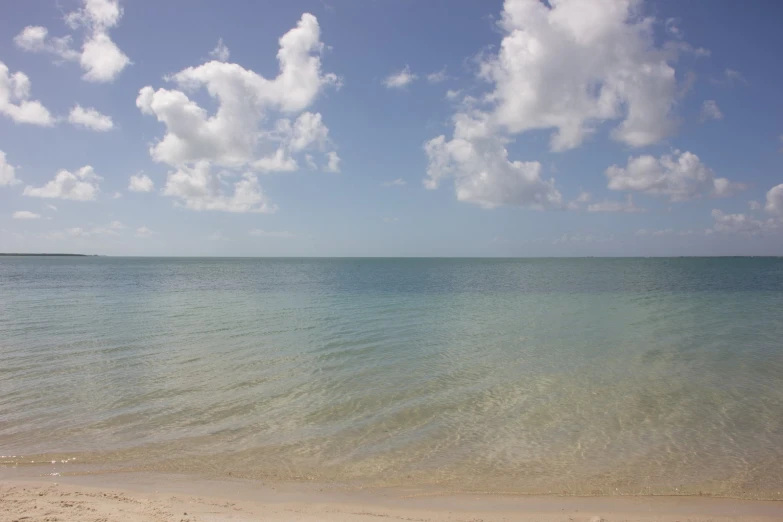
[[2, 469, 782, 522]]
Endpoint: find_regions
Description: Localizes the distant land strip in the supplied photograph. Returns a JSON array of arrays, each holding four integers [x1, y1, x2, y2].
[[0, 253, 97, 257]]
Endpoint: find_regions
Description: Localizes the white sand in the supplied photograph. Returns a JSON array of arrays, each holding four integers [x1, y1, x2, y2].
[[2, 471, 782, 522]]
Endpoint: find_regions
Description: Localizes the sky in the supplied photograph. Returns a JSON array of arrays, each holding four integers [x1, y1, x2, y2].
[[1, 0, 782, 257]]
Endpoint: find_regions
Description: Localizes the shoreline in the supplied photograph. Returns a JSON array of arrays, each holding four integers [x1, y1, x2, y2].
[[2, 469, 782, 522]]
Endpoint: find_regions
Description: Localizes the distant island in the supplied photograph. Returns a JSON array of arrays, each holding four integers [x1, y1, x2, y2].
[[0, 253, 99, 257]]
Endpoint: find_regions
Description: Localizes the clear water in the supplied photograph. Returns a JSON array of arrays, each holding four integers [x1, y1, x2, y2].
[[1, 257, 783, 498]]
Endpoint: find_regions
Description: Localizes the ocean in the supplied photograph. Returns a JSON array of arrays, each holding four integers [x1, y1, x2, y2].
[[1, 257, 782, 498]]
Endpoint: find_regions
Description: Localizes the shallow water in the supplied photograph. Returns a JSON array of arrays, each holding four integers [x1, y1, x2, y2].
[[2, 257, 783, 498]]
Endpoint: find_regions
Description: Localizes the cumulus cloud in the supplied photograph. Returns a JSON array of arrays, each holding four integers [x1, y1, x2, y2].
[[15, 0, 130, 83], [710, 209, 777, 236], [23, 166, 102, 201], [137, 14, 339, 211], [68, 104, 114, 131], [0, 151, 21, 186], [477, 0, 682, 151], [424, 124, 562, 209], [382, 178, 406, 187], [383, 65, 417, 88], [12, 211, 41, 220], [765, 184, 783, 216], [209, 38, 230, 61], [587, 194, 644, 213], [135, 226, 154, 238], [128, 173, 154, 192], [605, 150, 745, 202], [0, 62, 55, 126], [424, 0, 691, 209], [700, 100, 723, 121], [162, 162, 277, 213], [445, 89, 461, 100]]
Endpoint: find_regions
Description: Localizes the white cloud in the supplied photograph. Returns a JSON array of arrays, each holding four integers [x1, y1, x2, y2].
[[162, 162, 277, 213], [111, 191, 122, 199], [23, 166, 102, 201], [700, 100, 723, 121], [424, 0, 689, 210], [712, 68, 747, 87], [13, 26, 80, 61], [605, 150, 745, 202], [383, 178, 406, 187], [0, 151, 21, 186], [383, 217, 399, 223], [12, 211, 41, 220], [0, 62, 55, 126], [566, 190, 591, 210], [249, 229, 295, 238], [46, 204, 57, 211], [426, 67, 448, 84], [587, 194, 644, 213], [49, 220, 124, 239], [445, 89, 461, 100], [635, 229, 648, 236], [749, 200, 762, 211], [209, 38, 230, 61], [383, 65, 417, 88], [765, 184, 783, 216], [68, 104, 114, 131], [424, 117, 562, 210], [710, 209, 777, 235], [325, 151, 341, 173], [16, 0, 130, 83], [474, 0, 682, 151], [128, 173, 154, 192], [137, 13, 340, 212], [135, 226, 154, 238]]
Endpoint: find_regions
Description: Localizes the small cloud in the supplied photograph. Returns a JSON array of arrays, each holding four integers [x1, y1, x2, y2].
[[46, 204, 57, 211], [382, 178, 406, 187], [711, 68, 748, 86], [12, 210, 41, 220], [68, 105, 114, 131], [383, 217, 399, 223], [383, 65, 417, 89], [700, 100, 723, 121], [635, 229, 648, 236], [209, 38, 230, 62], [135, 226, 154, 238], [325, 151, 341, 173], [426, 67, 448, 84], [112, 191, 122, 199], [445, 89, 461, 100], [587, 195, 645, 213], [664, 18, 683, 38], [749, 200, 762, 211], [128, 173, 154, 192], [249, 229, 295, 238], [566, 191, 591, 210]]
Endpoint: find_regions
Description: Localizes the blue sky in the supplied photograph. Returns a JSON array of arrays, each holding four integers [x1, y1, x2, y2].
[[1, 0, 782, 256]]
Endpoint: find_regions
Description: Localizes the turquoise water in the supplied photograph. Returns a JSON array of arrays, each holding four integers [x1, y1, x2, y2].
[[1, 257, 783, 498]]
